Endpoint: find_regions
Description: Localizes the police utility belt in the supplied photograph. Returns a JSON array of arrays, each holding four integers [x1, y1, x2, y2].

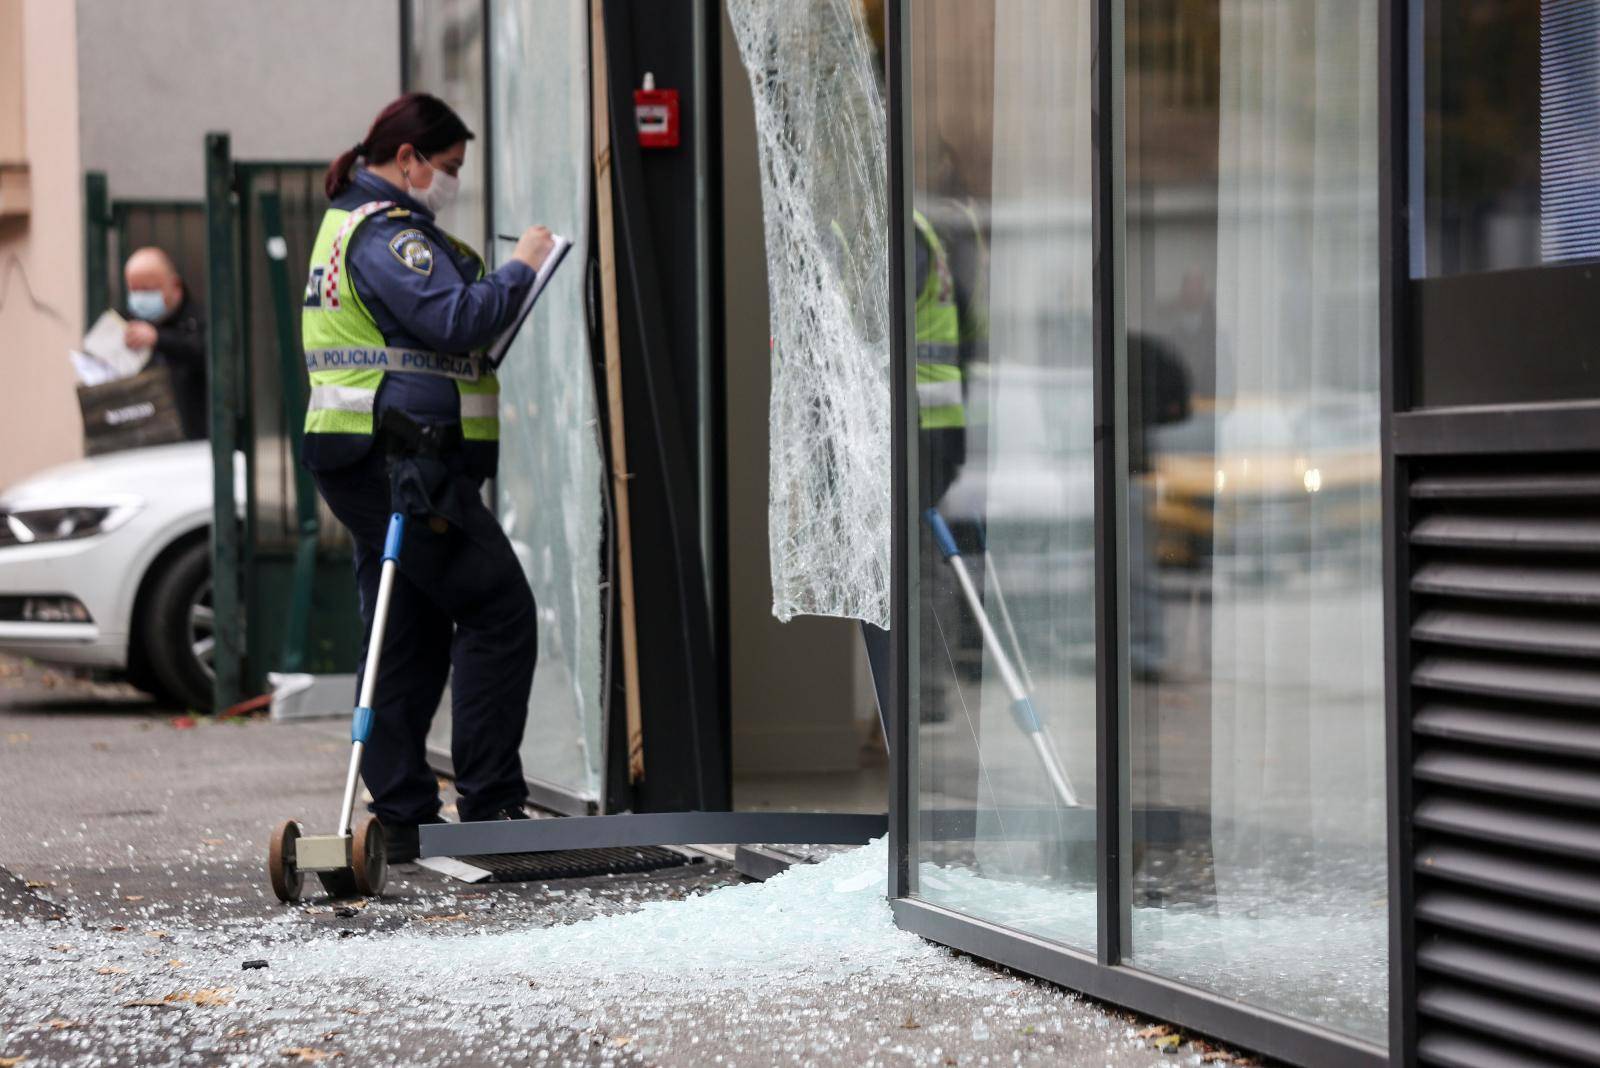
[[304, 346, 483, 383]]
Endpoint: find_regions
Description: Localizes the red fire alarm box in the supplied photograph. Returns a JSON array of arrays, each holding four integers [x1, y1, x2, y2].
[[634, 72, 679, 149]]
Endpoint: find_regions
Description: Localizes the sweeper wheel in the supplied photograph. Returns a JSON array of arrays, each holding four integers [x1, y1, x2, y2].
[[351, 816, 387, 898], [268, 820, 305, 903]]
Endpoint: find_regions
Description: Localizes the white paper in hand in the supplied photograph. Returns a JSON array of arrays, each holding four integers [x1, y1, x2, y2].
[[83, 310, 152, 377], [485, 234, 574, 369]]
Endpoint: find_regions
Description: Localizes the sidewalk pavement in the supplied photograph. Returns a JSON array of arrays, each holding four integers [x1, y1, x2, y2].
[[0, 656, 1261, 1066]]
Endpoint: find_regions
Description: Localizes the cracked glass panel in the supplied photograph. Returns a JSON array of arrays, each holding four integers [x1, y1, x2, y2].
[[727, 0, 892, 628], [425, 0, 606, 804]]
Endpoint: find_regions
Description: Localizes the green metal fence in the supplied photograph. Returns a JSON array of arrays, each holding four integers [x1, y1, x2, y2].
[[203, 135, 361, 713], [83, 171, 207, 322]]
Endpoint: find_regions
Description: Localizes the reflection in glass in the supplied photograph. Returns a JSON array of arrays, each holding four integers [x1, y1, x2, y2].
[[1417, 0, 1600, 275], [403, 0, 488, 251], [910, 0, 1098, 951], [426, 0, 606, 802], [1125, 0, 1386, 1040]]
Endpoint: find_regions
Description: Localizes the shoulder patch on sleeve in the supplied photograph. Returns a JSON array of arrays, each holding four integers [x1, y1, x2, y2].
[[387, 229, 434, 275]]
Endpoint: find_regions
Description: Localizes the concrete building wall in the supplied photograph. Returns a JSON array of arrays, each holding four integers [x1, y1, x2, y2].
[[720, 12, 877, 779], [0, 1, 86, 491], [75, 0, 400, 199]]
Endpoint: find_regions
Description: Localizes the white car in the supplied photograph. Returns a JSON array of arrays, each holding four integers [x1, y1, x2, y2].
[[0, 442, 226, 710]]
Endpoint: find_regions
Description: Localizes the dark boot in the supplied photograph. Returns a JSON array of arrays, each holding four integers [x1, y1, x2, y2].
[[382, 815, 446, 864]]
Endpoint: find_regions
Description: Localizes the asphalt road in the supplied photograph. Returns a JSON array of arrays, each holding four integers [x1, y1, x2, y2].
[[0, 656, 1259, 1066]]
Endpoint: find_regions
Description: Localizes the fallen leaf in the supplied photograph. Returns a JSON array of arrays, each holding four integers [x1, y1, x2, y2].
[[170, 716, 197, 730], [97, 966, 128, 975], [106, 925, 127, 932], [280, 1048, 343, 1062], [45, 1020, 76, 1031], [167, 960, 186, 968], [901, 1014, 920, 1030], [144, 931, 169, 939], [123, 895, 144, 902], [201, 838, 226, 847], [610, 1035, 632, 1048], [122, 998, 168, 1008], [7, 732, 31, 743], [49, 945, 72, 953], [321, 1030, 343, 1042], [420, 913, 467, 923], [1153, 1033, 1183, 1052], [0, 1056, 25, 1066], [1202, 1054, 1237, 1064], [126, 988, 233, 1009], [24, 881, 50, 890], [226, 1028, 252, 1039], [1136, 1025, 1171, 1040]]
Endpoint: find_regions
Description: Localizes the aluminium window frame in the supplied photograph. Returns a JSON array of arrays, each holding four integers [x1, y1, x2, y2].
[[883, 1, 1405, 1064]]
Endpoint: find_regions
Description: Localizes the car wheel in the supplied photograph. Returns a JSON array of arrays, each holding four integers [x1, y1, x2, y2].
[[139, 540, 215, 712]]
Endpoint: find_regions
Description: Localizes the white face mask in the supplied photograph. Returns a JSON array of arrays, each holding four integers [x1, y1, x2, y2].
[[410, 153, 460, 216]]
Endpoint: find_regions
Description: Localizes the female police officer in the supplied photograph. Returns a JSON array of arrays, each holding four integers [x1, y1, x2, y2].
[[302, 93, 554, 862]]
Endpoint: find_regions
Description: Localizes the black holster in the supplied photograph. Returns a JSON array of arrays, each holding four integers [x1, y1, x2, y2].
[[378, 410, 468, 530]]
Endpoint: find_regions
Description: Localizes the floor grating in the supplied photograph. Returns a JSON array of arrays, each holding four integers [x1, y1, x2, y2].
[[453, 846, 694, 883]]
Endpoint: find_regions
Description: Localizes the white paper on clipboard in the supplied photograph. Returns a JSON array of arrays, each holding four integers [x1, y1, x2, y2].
[[485, 234, 574, 369]]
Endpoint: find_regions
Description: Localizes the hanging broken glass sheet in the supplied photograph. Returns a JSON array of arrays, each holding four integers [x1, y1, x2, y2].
[[727, 0, 892, 628]]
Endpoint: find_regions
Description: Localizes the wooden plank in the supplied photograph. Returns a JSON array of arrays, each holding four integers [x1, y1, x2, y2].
[[592, 0, 645, 784]]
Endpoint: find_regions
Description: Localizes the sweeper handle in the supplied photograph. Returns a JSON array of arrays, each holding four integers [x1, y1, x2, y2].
[[336, 512, 405, 838], [924, 508, 1081, 808]]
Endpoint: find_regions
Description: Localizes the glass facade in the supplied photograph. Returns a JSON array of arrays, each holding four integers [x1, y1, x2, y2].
[[480, 0, 606, 802], [907, 0, 1099, 952], [403, 0, 488, 251], [1123, 0, 1386, 1040], [411, 0, 606, 805], [904, 0, 1387, 1046]]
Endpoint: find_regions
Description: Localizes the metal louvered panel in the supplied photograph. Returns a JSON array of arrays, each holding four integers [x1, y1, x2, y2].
[[1411, 560, 1600, 606], [1414, 792, 1600, 860], [1418, 981, 1600, 1064], [1413, 701, 1600, 759], [1412, 606, 1600, 658], [1416, 840, 1600, 911], [1410, 513, 1600, 552], [1418, 936, 1600, 1016], [1408, 455, 1600, 1065]]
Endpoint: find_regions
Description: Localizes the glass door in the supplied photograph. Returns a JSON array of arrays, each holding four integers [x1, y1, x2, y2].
[[1119, 0, 1388, 1042], [906, 0, 1099, 952], [482, 0, 607, 804], [896, 0, 1391, 1054], [418, 0, 608, 808]]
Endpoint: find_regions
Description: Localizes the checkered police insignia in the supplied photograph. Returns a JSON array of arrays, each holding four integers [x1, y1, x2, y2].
[[320, 200, 395, 310], [389, 229, 434, 275]]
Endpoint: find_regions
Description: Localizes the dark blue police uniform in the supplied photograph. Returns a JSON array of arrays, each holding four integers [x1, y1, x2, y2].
[[305, 168, 540, 828]]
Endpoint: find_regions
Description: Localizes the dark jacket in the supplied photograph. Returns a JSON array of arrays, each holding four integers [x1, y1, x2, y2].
[[140, 293, 208, 441], [302, 168, 535, 476]]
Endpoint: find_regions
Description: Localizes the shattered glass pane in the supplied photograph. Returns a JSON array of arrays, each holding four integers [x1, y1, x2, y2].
[[726, 0, 892, 628], [426, 0, 606, 802]]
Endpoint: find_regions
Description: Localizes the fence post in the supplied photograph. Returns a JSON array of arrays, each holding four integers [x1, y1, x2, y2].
[[205, 133, 244, 715], [83, 172, 110, 324], [258, 189, 320, 674]]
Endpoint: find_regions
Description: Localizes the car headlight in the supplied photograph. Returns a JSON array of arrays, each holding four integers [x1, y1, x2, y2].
[[0, 501, 143, 546]]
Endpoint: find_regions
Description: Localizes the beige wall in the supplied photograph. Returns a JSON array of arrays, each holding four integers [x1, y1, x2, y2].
[[76, 0, 399, 200], [0, 0, 85, 491]]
